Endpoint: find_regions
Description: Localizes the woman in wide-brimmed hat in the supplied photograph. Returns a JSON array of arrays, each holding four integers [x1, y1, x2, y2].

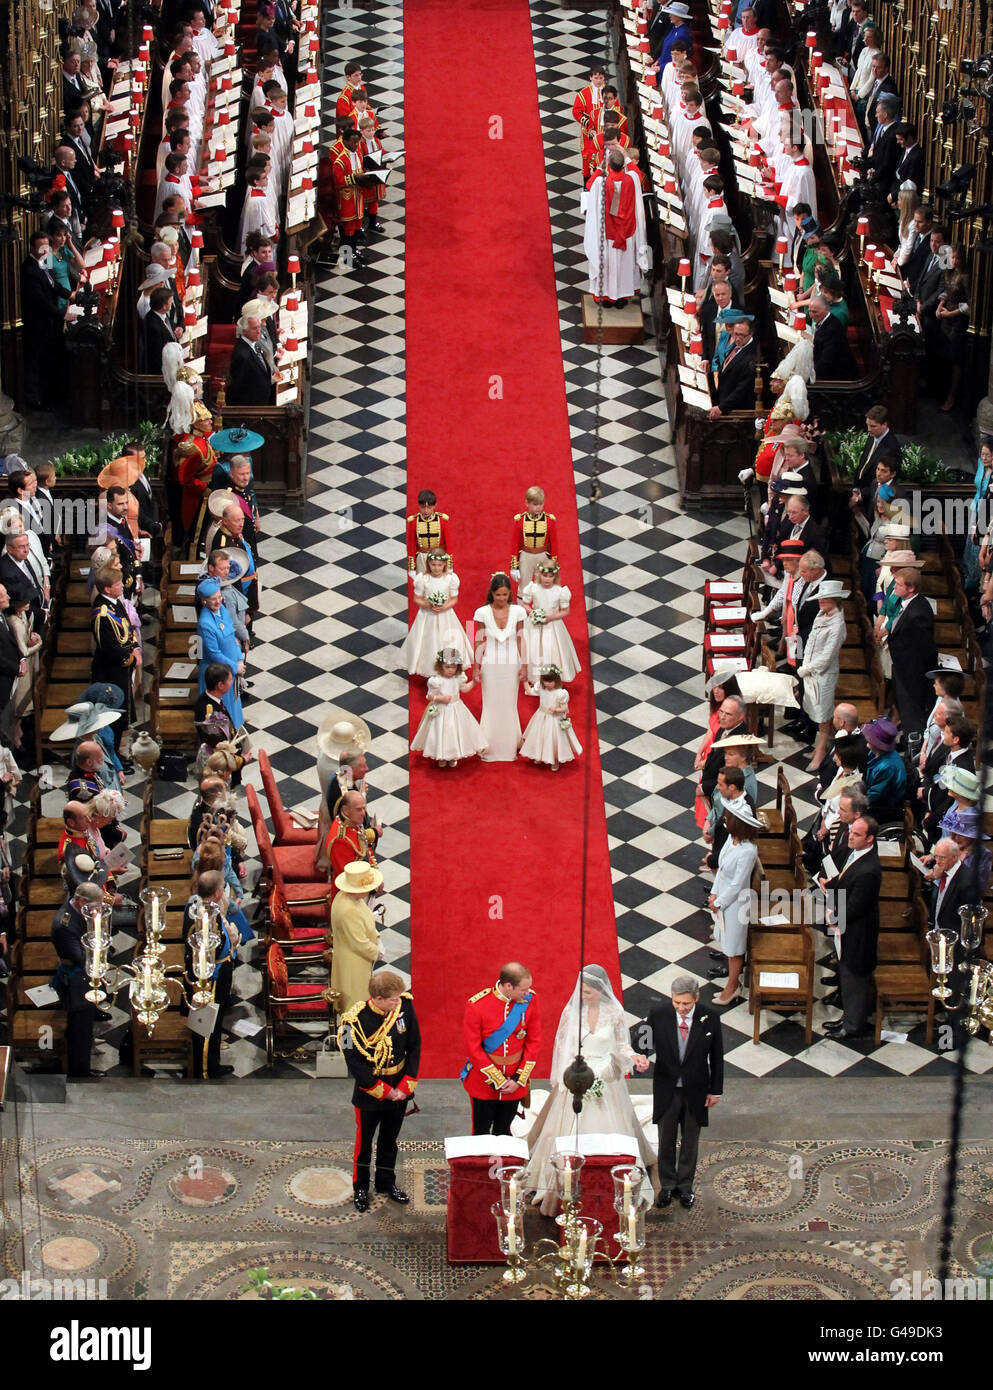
[[797, 580, 849, 770], [862, 718, 906, 823]]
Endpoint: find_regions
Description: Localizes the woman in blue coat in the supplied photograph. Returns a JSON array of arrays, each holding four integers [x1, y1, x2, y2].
[[196, 578, 245, 727]]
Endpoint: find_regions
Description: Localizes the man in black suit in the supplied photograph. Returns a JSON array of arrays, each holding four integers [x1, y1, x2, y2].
[[240, 232, 275, 307], [796, 550, 827, 651], [915, 224, 948, 371], [886, 566, 939, 737], [889, 122, 925, 199], [863, 94, 901, 208], [636, 977, 724, 1209], [902, 204, 934, 291], [779, 494, 829, 567], [822, 816, 882, 1037], [61, 50, 86, 120], [121, 441, 161, 537], [700, 695, 748, 803], [20, 230, 68, 410], [928, 838, 973, 933], [227, 314, 277, 407], [864, 56, 899, 136], [143, 285, 179, 375], [708, 318, 757, 417], [853, 405, 902, 497], [840, 0, 871, 69], [810, 294, 858, 380], [51, 144, 87, 227], [921, 714, 975, 845], [51, 882, 106, 1078], [0, 534, 46, 628], [62, 113, 99, 197], [700, 277, 735, 369]]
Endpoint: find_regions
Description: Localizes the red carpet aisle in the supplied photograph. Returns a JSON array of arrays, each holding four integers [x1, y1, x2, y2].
[[404, 0, 618, 1076]]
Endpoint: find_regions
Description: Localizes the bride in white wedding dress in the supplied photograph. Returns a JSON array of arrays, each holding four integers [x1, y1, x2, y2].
[[525, 965, 656, 1215]]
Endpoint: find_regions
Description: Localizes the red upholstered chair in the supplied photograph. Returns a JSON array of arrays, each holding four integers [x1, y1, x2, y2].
[[245, 783, 322, 882], [246, 786, 332, 925], [205, 323, 236, 383], [264, 940, 338, 1065], [258, 749, 318, 846], [266, 887, 329, 959]]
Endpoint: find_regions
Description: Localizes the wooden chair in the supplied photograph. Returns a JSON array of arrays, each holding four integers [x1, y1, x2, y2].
[[757, 766, 792, 838], [264, 940, 338, 1065], [873, 956, 936, 1044], [131, 1007, 194, 1077], [749, 927, 814, 1043], [258, 748, 318, 846]]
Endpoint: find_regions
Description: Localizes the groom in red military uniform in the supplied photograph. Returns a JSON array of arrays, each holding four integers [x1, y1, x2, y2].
[[462, 962, 541, 1135]]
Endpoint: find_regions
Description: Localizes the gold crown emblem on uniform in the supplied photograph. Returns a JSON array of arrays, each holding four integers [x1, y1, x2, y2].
[[193, 402, 212, 424]]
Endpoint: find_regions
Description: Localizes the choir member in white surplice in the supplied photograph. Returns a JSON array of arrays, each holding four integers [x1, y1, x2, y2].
[[584, 150, 650, 306]]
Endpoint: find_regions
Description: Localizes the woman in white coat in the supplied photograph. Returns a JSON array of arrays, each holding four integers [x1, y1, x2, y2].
[[797, 580, 849, 772], [709, 805, 761, 1008]]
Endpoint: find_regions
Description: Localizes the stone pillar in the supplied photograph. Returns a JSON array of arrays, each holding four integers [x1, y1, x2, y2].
[[977, 336, 993, 438]]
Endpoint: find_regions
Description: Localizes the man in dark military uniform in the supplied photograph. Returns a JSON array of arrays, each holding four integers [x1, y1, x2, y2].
[[59, 800, 135, 930], [338, 969, 421, 1211], [182, 870, 238, 1079], [406, 488, 451, 574], [51, 881, 105, 1078], [91, 573, 140, 749], [103, 487, 140, 602]]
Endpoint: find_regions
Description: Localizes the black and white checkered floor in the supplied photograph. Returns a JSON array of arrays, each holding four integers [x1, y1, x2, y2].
[[28, 1, 986, 1082]]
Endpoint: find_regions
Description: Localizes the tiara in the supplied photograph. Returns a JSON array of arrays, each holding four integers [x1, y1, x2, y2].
[[540, 665, 562, 678], [535, 559, 560, 574]]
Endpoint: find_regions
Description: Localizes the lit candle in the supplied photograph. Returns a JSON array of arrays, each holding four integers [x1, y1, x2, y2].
[[563, 1162, 573, 1202], [197, 932, 208, 979], [628, 1206, 638, 1249], [623, 1172, 633, 1211], [509, 1176, 519, 1211], [575, 1228, 588, 1275], [507, 1213, 517, 1256], [938, 934, 947, 972], [150, 894, 159, 936], [969, 966, 981, 1008]]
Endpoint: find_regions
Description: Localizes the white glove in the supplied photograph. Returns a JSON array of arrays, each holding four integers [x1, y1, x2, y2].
[[749, 611, 764, 622], [510, 569, 520, 582], [797, 666, 810, 678], [759, 502, 769, 516], [636, 244, 652, 274]]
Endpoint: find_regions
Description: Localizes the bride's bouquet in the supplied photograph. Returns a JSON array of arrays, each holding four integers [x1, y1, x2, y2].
[[586, 1077, 604, 1102]]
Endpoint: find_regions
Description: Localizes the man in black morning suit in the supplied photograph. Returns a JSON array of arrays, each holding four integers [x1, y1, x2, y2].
[[821, 816, 882, 1038], [709, 317, 758, 416], [636, 977, 724, 1209]]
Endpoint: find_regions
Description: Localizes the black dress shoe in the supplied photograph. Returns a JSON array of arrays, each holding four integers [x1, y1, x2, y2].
[[353, 1188, 370, 1213], [709, 950, 727, 962], [707, 965, 728, 979], [368, 219, 385, 233], [207, 1065, 235, 1078], [816, 953, 834, 967], [94, 1009, 113, 1022], [824, 1022, 869, 1038], [655, 1189, 673, 1208], [377, 1184, 410, 1204], [821, 990, 841, 1007], [679, 1190, 696, 1209], [68, 1071, 104, 1080], [119, 757, 135, 774], [820, 973, 839, 987]]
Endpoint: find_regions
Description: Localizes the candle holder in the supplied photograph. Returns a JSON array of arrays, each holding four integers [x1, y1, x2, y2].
[[611, 1163, 648, 1286], [958, 904, 987, 972], [556, 1216, 602, 1298], [491, 1202, 528, 1284], [140, 886, 171, 961], [188, 896, 222, 1007], [81, 901, 111, 1006], [926, 926, 958, 1000]]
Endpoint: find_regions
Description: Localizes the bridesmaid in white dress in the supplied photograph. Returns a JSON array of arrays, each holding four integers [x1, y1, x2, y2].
[[519, 669, 582, 770], [473, 572, 526, 761], [410, 649, 487, 767], [519, 560, 581, 691], [400, 549, 473, 677], [526, 965, 656, 1215]]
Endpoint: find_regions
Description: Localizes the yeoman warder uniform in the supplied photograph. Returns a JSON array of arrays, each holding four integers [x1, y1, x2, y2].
[[462, 983, 541, 1135], [338, 992, 421, 1210]]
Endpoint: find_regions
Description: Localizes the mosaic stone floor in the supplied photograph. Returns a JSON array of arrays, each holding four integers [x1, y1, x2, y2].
[[3, 1135, 990, 1300]]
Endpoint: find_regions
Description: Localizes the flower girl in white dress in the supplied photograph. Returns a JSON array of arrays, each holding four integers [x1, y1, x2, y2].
[[519, 560, 581, 692], [400, 549, 473, 677], [410, 649, 487, 768], [526, 966, 656, 1215], [519, 668, 582, 770]]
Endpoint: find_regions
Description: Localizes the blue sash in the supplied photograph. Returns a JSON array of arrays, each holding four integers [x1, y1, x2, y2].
[[460, 993, 533, 1081]]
